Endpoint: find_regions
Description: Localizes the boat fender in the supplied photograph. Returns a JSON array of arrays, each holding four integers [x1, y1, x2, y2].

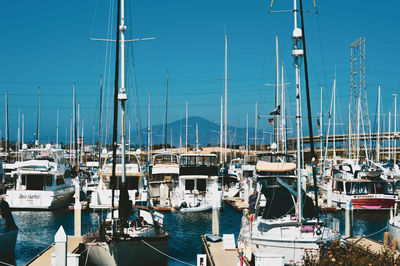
[[316, 227, 322, 236], [391, 237, 398, 250], [384, 231, 391, 246], [180, 202, 187, 209]]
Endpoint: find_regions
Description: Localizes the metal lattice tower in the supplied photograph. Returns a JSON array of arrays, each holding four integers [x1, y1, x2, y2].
[[348, 37, 370, 159]]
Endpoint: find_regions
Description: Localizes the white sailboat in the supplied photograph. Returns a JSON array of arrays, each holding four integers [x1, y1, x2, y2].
[[5, 145, 74, 210], [84, 0, 169, 264], [238, 0, 339, 264]]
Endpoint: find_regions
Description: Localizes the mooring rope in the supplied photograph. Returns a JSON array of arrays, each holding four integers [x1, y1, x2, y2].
[[141, 239, 195, 266], [364, 226, 388, 238], [18, 228, 52, 245]]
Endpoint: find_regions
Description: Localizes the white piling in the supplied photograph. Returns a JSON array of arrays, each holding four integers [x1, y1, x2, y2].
[[243, 181, 249, 208], [345, 201, 353, 238], [160, 183, 165, 207], [55, 226, 67, 266], [74, 180, 81, 237], [327, 179, 332, 207]]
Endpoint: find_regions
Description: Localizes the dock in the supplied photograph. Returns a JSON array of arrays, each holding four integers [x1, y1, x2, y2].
[[224, 197, 248, 212], [201, 236, 250, 266], [345, 236, 400, 256], [26, 236, 84, 266]]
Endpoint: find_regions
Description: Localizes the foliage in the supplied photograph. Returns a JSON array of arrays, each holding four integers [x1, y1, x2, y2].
[[304, 240, 400, 266]]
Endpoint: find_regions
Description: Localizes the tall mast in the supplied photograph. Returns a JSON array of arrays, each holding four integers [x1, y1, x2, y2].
[[22, 113, 24, 146], [389, 111, 392, 161], [81, 120, 84, 164], [77, 102, 81, 165], [281, 62, 286, 153], [37, 87, 41, 144], [220, 96, 223, 163], [147, 91, 151, 163], [56, 108, 59, 148], [333, 77, 337, 163], [73, 83, 76, 167], [98, 76, 103, 169], [17, 109, 20, 157], [246, 113, 249, 156], [254, 102, 257, 154], [292, 0, 303, 222], [196, 122, 199, 152], [275, 35, 280, 148], [185, 101, 188, 153], [118, 0, 128, 184], [224, 29, 228, 163], [377, 85, 381, 161], [164, 71, 169, 151], [5, 90, 8, 159], [320, 85, 323, 166], [394, 93, 397, 164]]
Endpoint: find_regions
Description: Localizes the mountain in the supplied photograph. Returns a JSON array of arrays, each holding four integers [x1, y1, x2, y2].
[[133, 116, 264, 147]]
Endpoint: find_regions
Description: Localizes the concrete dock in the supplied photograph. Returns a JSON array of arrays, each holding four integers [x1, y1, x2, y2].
[[224, 197, 247, 212], [26, 236, 84, 266], [201, 236, 250, 266]]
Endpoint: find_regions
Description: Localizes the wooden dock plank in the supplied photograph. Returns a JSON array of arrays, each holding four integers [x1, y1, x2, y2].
[[27, 236, 83, 266], [202, 236, 246, 266]]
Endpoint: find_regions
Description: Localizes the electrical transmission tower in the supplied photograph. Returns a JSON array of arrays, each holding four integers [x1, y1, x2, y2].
[[348, 37, 370, 159]]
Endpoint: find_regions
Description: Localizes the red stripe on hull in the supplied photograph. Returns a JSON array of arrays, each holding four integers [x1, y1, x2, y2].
[[351, 198, 395, 209]]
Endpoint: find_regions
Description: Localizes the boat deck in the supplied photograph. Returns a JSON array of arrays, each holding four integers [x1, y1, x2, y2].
[[26, 236, 83, 266], [201, 236, 249, 266]]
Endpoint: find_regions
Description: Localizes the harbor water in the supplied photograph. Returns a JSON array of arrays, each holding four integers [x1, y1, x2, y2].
[[3, 204, 390, 265]]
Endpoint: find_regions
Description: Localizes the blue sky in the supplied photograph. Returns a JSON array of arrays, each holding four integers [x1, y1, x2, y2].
[[0, 0, 399, 145]]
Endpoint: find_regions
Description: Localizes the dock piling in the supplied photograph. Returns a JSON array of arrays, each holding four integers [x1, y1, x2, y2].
[[345, 201, 353, 238], [54, 226, 67, 266]]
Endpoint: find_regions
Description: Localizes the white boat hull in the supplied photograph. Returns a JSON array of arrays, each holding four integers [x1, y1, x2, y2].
[[180, 204, 212, 213], [5, 188, 74, 210], [89, 189, 140, 210], [85, 236, 169, 266], [0, 229, 18, 258]]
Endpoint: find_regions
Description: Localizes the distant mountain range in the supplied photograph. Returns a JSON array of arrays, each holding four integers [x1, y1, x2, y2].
[[133, 116, 264, 147]]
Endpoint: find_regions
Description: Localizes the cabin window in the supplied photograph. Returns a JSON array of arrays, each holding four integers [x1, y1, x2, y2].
[[336, 181, 344, 192], [55, 176, 63, 186], [45, 175, 54, 186], [127, 176, 139, 190], [375, 182, 385, 194], [185, 179, 195, 191], [26, 174, 45, 190], [197, 179, 207, 192]]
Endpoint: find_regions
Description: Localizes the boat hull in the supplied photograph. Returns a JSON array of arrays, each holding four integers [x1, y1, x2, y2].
[[0, 229, 18, 258], [6, 188, 74, 210], [85, 235, 169, 266], [388, 222, 400, 250]]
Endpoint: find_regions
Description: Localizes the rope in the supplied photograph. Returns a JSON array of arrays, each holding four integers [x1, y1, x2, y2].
[[141, 239, 195, 266], [364, 226, 388, 238], [18, 229, 52, 245], [0, 260, 14, 266]]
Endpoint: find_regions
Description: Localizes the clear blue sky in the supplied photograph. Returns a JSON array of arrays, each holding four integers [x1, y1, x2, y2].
[[0, 0, 399, 145]]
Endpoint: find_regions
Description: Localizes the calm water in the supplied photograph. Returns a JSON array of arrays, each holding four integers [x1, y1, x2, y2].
[[1, 205, 390, 266]]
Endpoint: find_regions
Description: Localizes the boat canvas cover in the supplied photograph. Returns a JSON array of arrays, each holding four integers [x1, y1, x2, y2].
[[256, 161, 296, 172]]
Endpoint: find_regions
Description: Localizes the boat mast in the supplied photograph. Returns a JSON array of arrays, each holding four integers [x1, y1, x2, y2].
[[37, 87, 40, 145], [147, 91, 150, 164], [292, 0, 303, 222], [196, 122, 199, 152], [220, 96, 223, 163], [320, 85, 323, 167], [56, 108, 59, 148], [73, 83, 77, 168], [185, 101, 188, 153], [393, 93, 397, 164], [224, 29, 228, 163], [389, 111, 391, 161], [164, 71, 169, 151], [246, 112, 249, 156], [274, 35, 280, 149], [17, 109, 20, 159], [98, 75, 103, 169], [22, 113, 24, 146], [281, 62, 286, 153], [119, 0, 128, 184], [254, 102, 258, 154], [333, 77, 337, 163], [377, 85, 381, 161]]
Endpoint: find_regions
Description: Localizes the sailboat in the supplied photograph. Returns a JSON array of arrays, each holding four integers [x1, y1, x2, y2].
[[238, 0, 338, 264], [84, 0, 169, 265]]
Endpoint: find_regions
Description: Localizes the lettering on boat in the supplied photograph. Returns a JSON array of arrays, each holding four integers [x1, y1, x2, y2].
[[19, 194, 41, 200]]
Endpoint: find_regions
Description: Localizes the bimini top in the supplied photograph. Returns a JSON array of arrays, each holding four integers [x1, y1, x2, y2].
[[256, 161, 296, 173]]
